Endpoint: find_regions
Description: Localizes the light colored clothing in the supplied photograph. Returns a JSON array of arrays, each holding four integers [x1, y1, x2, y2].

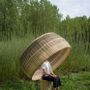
[[41, 60, 52, 75]]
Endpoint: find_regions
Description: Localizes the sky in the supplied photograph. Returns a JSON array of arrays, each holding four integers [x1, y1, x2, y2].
[[49, 0, 90, 18]]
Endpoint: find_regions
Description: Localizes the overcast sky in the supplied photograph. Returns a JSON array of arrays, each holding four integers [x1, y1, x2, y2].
[[49, 0, 90, 18]]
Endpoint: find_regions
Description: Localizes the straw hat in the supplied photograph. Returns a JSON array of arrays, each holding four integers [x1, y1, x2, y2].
[[20, 32, 71, 80]]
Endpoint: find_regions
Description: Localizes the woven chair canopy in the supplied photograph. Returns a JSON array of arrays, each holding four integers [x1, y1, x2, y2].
[[20, 32, 71, 81]]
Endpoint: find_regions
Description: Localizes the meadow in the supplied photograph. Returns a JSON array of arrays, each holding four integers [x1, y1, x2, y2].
[[0, 71, 90, 90], [0, 33, 90, 90]]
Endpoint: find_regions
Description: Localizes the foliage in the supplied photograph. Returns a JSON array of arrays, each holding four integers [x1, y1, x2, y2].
[[0, 72, 90, 90], [0, 0, 18, 40], [0, 0, 61, 39], [61, 71, 90, 90], [0, 35, 34, 81]]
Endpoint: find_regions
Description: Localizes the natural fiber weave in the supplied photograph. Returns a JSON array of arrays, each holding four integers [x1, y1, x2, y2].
[[20, 32, 71, 80]]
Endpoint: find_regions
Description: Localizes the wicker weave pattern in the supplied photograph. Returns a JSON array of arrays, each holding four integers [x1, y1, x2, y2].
[[20, 32, 71, 80]]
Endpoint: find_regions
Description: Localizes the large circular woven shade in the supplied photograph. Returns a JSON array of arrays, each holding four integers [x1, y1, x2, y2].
[[20, 32, 71, 81]]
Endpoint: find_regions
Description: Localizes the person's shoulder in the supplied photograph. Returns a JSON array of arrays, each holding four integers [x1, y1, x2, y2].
[[42, 60, 50, 66], [46, 61, 50, 64]]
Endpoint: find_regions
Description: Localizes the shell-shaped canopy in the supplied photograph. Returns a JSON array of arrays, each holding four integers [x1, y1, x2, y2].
[[20, 32, 71, 80]]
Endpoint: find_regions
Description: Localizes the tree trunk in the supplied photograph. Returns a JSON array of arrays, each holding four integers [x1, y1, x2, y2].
[[40, 80, 52, 90]]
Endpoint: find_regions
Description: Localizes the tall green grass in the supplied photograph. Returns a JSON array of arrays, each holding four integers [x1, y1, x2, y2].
[[0, 32, 90, 81], [0, 71, 90, 90], [0, 35, 34, 81], [56, 37, 90, 75]]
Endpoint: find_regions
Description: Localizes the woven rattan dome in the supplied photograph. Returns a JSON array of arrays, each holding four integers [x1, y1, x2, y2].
[[20, 32, 71, 80]]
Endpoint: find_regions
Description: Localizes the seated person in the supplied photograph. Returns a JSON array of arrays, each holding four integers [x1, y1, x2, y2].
[[41, 60, 61, 90]]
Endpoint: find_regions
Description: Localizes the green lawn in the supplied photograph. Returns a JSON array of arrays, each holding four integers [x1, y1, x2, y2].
[[0, 71, 90, 90]]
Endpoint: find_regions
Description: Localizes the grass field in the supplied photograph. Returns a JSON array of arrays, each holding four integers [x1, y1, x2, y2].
[[61, 71, 90, 90], [0, 71, 90, 90], [0, 35, 90, 81], [0, 34, 90, 90]]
